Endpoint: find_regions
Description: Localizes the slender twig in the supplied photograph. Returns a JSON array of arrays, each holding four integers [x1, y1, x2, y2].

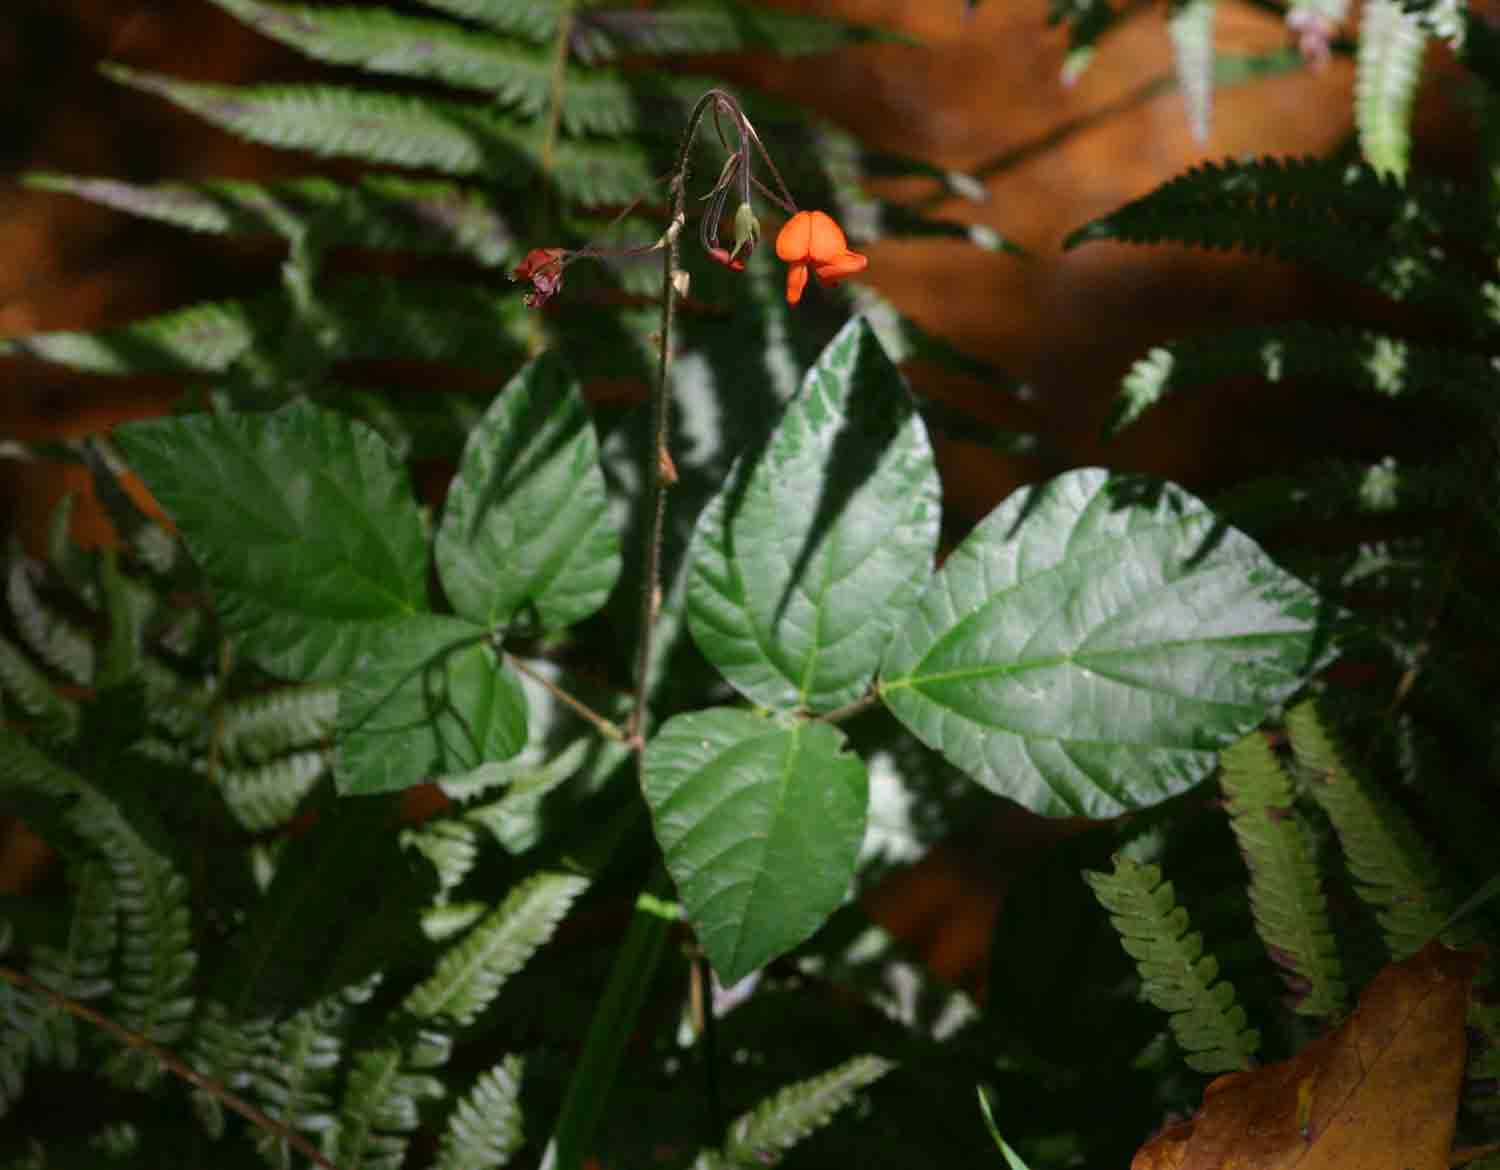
[[629, 93, 740, 744], [507, 655, 626, 744], [0, 964, 344, 1170], [812, 691, 881, 724]]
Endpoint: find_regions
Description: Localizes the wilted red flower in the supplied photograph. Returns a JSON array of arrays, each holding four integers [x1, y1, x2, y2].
[[774, 210, 867, 305], [512, 247, 567, 308]]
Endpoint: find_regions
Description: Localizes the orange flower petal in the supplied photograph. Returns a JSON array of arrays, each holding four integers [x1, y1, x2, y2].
[[805, 210, 849, 263], [813, 250, 868, 284], [775, 211, 813, 261], [785, 261, 809, 305]]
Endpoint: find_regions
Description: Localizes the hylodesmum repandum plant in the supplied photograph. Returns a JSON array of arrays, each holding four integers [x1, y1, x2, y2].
[[2, 2, 1499, 1168]]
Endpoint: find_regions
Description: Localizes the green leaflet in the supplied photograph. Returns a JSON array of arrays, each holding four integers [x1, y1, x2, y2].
[[434, 1054, 525, 1170], [335, 616, 528, 796], [879, 469, 1328, 817], [1287, 700, 1456, 958], [1219, 730, 1346, 1018], [1357, 0, 1427, 179], [403, 871, 588, 1026], [642, 709, 867, 983], [116, 400, 428, 681], [436, 354, 621, 633], [1086, 855, 1260, 1074], [687, 318, 940, 713], [718, 1054, 894, 1166], [1168, 0, 1217, 143]]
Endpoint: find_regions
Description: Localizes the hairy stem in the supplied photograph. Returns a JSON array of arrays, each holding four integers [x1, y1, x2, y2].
[[0, 965, 344, 1170]]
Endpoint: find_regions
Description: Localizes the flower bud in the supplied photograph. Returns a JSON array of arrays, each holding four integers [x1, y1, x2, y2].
[[731, 202, 761, 261]]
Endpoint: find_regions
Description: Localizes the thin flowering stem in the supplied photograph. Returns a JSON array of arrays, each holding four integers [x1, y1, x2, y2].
[[629, 90, 742, 746]]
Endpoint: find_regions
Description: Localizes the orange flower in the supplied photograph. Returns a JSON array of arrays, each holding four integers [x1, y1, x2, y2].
[[774, 210, 867, 305]]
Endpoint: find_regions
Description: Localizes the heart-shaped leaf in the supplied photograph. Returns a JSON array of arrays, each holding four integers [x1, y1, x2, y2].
[[436, 353, 620, 632], [336, 615, 527, 796], [116, 400, 427, 680], [880, 469, 1330, 817], [642, 708, 867, 983], [687, 318, 939, 712]]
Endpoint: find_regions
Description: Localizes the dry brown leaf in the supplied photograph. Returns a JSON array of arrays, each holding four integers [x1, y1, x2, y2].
[[1133, 942, 1482, 1170]]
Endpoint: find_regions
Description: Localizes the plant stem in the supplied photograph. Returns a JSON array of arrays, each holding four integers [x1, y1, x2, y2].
[[628, 91, 753, 746], [540, 0, 576, 181], [0, 964, 344, 1170], [507, 654, 626, 743], [814, 690, 881, 724]]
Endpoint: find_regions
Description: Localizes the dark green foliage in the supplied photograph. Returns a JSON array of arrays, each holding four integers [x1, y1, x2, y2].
[[3, 1, 1498, 1166]]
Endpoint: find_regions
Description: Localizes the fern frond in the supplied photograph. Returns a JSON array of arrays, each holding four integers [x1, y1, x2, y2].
[[254, 992, 360, 1169], [218, 686, 337, 766], [6, 553, 94, 686], [409, 0, 561, 43], [1212, 456, 1472, 532], [335, 1044, 446, 1170], [1219, 732, 1346, 1018], [7, 276, 530, 379], [433, 1054, 525, 1170], [312, 277, 531, 364], [1085, 856, 1259, 1073], [404, 871, 588, 1026], [1357, 0, 1427, 179], [206, 0, 555, 106], [0, 633, 78, 741], [220, 751, 328, 833], [1108, 323, 1500, 433], [720, 1054, 894, 1167], [1064, 157, 1489, 321], [0, 733, 196, 1086], [187, 1000, 272, 1139], [1169, 0, 1218, 143], [101, 67, 658, 205], [26, 173, 518, 268], [27, 859, 116, 1068], [0, 968, 35, 1117], [568, 1, 901, 62], [0, 297, 253, 374], [1286, 700, 1456, 957], [402, 819, 482, 906]]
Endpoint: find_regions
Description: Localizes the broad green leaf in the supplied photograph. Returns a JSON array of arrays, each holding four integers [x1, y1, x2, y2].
[[336, 615, 527, 796], [879, 469, 1327, 817], [436, 354, 621, 632], [642, 709, 867, 983], [687, 319, 938, 712], [116, 401, 427, 681]]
